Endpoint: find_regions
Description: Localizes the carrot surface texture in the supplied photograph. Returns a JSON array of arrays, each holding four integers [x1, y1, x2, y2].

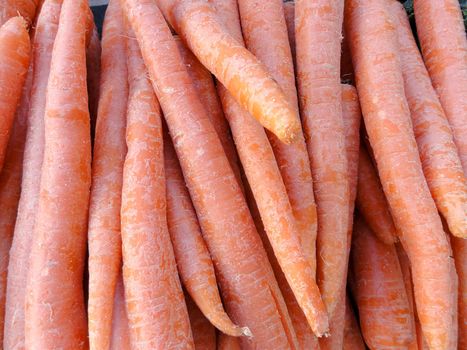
[[343, 297, 365, 350], [122, 0, 299, 348], [109, 274, 131, 350], [3, 2, 61, 348], [155, 0, 301, 144], [121, 27, 194, 350], [452, 237, 467, 349], [185, 293, 217, 350], [87, 0, 128, 349], [346, 0, 457, 348], [86, 26, 101, 137], [25, 0, 91, 348], [0, 0, 40, 25]]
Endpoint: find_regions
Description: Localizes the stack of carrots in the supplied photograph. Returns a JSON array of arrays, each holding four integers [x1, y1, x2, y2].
[[0, 0, 465, 349]]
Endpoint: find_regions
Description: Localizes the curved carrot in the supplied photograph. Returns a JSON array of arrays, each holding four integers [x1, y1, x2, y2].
[[351, 217, 414, 349], [296, 0, 349, 319], [86, 26, 101, 138], [109, 274, 131, 350], [156, 0, 300, 144], [121, 27, 193, 349], [413, 0, 467, 172], [346, 1, 457, 347], [25, 0, 91, 347], [343, 297, 365, 350], [185, 293, 217, 350], [122, 1, 299, 348], [164, 133, 248, 337], [452, 237, 467, 349], [0, 0, 39, 25], [217, 333, 241, 350], [356, 146, 397, 245], [283, 1, 295, 66], [0, 17, 30, 173], [3, 2, 60, 348], [87, 1, 128, 349]]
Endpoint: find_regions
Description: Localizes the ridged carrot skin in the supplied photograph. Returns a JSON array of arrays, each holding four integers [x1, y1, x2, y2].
[[0, 0, 39, 25], [86, 26, 101, 137], [121, 27, 194, 350], [413, 0, 467, 172], [185, 293, 217, 350], [25, 0, 91, 348], [390, 2, 467, 238], [87, 0, 128, 349], [452, 237, 467, 349], [0, 17, 30, 173], [343, 297, 365, 350], [123, 1, 298, 348], [109, 275, 131, 350], [3, 3, 60, 348], [156, 0, 301, 144]]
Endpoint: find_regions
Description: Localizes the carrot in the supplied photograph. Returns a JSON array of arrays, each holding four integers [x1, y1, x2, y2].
[[164, 132, 248, 337], [0, 17, 30, 173], [346, 1, 457, 347], [452, 237, 467, 349], [185, 293, 217, 350], [351, 217, 414, 349], [121, 26, 193, 349], [217, 333, 241, 350], [0, 0, 39, 25], [109, 274, 131, 350], [343, 297, 365, 350], [122, 1, 299, 348], [283, 1, 295, 66], [156, 0, 301, 144], [86, 26, 101, 139], [87, 1, 128, 349], [413, 0, 467, 172], [25, 0, 91, 347], [356, 145, 397, 245], [3, 2, 60, 348]]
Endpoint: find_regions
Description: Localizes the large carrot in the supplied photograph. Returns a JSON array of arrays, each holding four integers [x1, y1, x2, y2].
[[155, 0, 300, 144], [109, 274, 131, 350], [346, 0, 457, 347], [0, 0, 39, 25], [121, 27, 193, 350], [25, 0, 91, 347], [0, 17, 30, 173], [343, 297, 365, 350], [3, 2, 60, 348], [413, 0, 467, 172], [86, 26, 101, 138], [185, 293, 217, 350], [87, 1, 128, 349], [351, 217, 414, 349], [390, 1, 467, 238], [122, 1, 299, 348], [296, 0, 349, 318], [452, 237, 467, 349], [164, 132, 248, 337]]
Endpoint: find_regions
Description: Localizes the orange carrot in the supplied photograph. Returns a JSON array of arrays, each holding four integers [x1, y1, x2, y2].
[[346, 1, 457, 347], [283, 1, 295, 66], [452, 237, 467, 349], [121, 26, 193, 349], [0, 0, 39, 25], [3, 2, 60, 348], [217, 333, 241, 350], [0, 17, 30, 173], [122, 1, 299, 348], [390, 1, 467, 238], [25, 0, 91, 348], [156, 0, 301, 144], [343, 297, 365, 350], [86, 26, 101, 138], [185, 293, 217, 350], [109, 274, 131, 350], [351, 217, 414, 349], [87, 1, 128, 349], [296, 0, 349, 319], [164, 132, 248, 337], [413, 0, 467, 172], [356, 145, 397, 245]]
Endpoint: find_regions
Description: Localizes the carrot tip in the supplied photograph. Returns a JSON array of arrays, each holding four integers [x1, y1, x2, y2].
[[240, 326, 253, 338]]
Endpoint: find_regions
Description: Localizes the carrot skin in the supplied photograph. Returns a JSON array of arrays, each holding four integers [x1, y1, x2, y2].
[[283, 1, 296, 67], [452, 237, 467, 349], [86, 26, 101, 139], [185, 293, 217, 350], [0, 0, 39, 25], [217, 333, 241, 350], [109, 274, 131, 350], [343, 297, 365, 350]]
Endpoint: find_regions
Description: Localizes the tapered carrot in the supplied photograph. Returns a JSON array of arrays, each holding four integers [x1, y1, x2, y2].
[[283, 1, 295, 66], [217, 333, 241, 350], [122, 1, 299, 348], [343, 297, 365, 350], [3, 2, 60, 348], [165, 132, 249, 337], [156, 0, 300, 144], [351, 217, 414, 349], [390, 1, 467, 238], [86, 26, 101, 138], [413, 0, 467, 172], [452, 237, 467, 349], [0, 17, 30, 173], [346, 0, 457, 347], [87, 1, 128, 349], [109, 274, 131, 350], [121, 27, 193, 350], [185, 293, 217, 350], [0, 0, 39, 25], [356, 146, 397, 245], [25, 0, 91, 348]]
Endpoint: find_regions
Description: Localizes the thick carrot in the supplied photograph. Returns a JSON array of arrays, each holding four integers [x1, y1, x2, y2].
[[343, 297, 365, 350], [413, 0, 467, 172], [346, 1, 457, 347], [164, 133, 248, 337], [452, 237, 467, 349], [283, 1, 295, 66], [296, 0, 349, 319], [86, 26, 101, 138], [217, 333, 241, 350], [87, 1, 128, 349], [122, 1, 299, 348], [356, 146, 397, 245], [3, 2, 60, 348], [351, 217, 414, 349], [185, 293, 217, 350], [25, 0, 91, 348], [121, 27, 193, 350], [0, 17, 30, 173], [109, 274, 131, 350], [0, 0, 39, 25], [156, 0, 300, 144]]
